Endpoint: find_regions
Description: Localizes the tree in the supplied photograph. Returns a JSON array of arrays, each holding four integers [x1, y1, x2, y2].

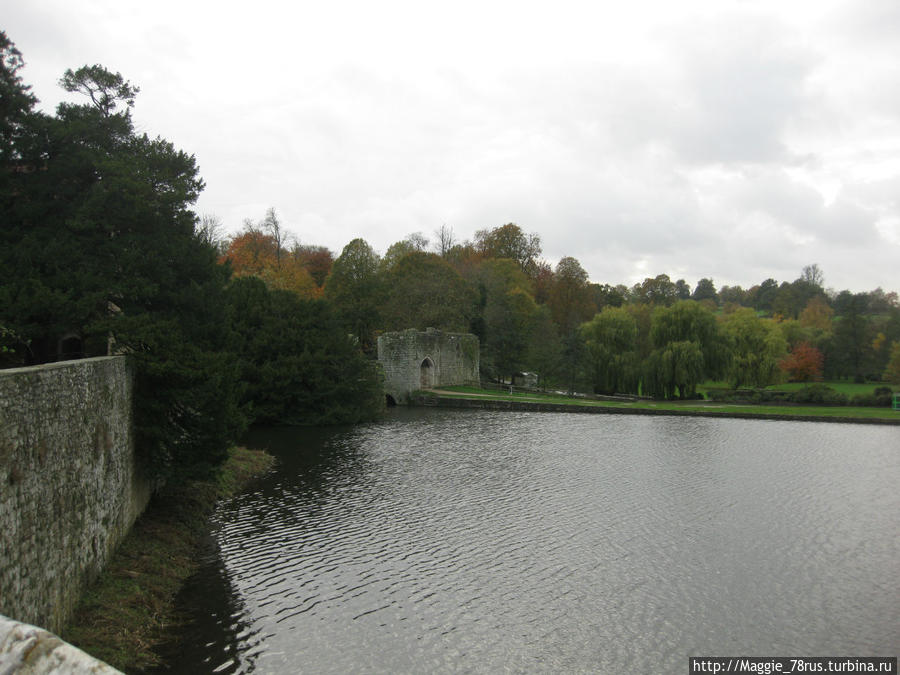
[[290, 244, 334, 287], [832, 292, 871, 380], [883, 341, 900, 385], [719, 285, 748, 308], [223, 228, 278, 277], [221, 222, 318, 298], [226, 277, 383, 425], [722, 308, 787, 388], [799, 296, 834, 335], [434, 224, 456, 257], [260, 207, 291, 264], [324, 238, 382, 352], [632, 274, 677, 306], [779, 341, 824, 382], [644, 340, 705, 400], [692, 278, 718, 303], [548, 257, 594, 393], [0, 30, 37, 163], [646, 300, 729, 398], [801, 263, 824, 289], [0, 49, 242, 479], [580, 307, 640, 395], [474, 223, 542, 276], [381, 252, 474, 334], [475, 259, 538, 381], [590, 283, 627, 310], [525, 306, 563, 389], [674, 279, 692, 301], [197, 213, 227, 254], [380, 233, 429, 272], [751, 278, 779, 313], [59, 64, 138, 117]]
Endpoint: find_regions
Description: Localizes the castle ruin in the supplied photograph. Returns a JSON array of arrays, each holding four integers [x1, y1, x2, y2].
[[377, 328, 480, 404]]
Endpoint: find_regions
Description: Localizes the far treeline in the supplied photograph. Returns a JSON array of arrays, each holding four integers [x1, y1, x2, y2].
[[224, 223, 900, 401], [2, 33, 898, 480]]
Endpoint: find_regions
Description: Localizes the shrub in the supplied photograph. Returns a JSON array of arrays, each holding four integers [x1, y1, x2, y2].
[[788, 384, 847, 405], [850, 387, 894, 407]]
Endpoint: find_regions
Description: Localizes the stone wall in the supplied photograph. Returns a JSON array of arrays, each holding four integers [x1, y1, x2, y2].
[[0, 357, 151, 634], [377, 328, 480, 403]]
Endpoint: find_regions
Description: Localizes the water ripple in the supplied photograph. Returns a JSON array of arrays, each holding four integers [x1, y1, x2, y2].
[[157, 411, 900, 674]]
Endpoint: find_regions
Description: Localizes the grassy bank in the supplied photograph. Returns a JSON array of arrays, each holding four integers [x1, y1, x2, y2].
[[61, 446, 275, 671], [434, 387, 899, 422]]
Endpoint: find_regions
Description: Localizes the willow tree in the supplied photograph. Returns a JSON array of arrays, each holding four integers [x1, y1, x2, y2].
[[580, 306, 640, 395], [645, 300, 729, 398]]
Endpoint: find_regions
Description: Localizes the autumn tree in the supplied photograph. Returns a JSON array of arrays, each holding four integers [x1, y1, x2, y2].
[[223, 228, 278, 276], [291, 244, 334, 287], [779, 341, 824, 382], [222, 220, 317, 298]]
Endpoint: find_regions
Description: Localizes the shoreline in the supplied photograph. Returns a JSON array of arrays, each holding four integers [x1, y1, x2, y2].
[[422, 395, 900, 426], [61, 447, 276, 672]]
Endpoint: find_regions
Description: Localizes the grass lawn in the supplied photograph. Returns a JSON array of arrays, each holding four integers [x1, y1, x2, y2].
[[435, 386, 900, 421]]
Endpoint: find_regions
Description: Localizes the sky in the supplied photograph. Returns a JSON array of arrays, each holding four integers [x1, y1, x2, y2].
[[6, 0, 900, 293]]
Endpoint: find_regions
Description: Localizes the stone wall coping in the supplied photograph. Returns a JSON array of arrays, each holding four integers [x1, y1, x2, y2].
[[0, 614, 123, 674], [0, 355, 124, 377]]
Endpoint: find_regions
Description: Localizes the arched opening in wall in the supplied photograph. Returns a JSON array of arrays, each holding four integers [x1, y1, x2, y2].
[[385, 394, 397, 407], [58, 334, 84, 361], [420, 357, 435, 389]]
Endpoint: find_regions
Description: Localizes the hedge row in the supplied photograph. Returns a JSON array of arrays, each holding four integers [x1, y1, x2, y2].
[[706, 384, 895, 407]]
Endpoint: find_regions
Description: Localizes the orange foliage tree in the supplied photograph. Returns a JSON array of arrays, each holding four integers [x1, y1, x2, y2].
[[779, 341, 824, 382], [222, 231, 319, 298]]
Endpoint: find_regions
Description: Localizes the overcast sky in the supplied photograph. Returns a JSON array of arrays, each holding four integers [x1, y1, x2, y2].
[[6, 0, 900, 292]]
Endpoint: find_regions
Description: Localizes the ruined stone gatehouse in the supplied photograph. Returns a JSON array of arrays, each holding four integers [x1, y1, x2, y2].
[[377, 328, 479, 404]]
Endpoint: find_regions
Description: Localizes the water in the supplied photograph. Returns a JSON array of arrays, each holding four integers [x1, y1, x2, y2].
[[156, 409, 899, 673]]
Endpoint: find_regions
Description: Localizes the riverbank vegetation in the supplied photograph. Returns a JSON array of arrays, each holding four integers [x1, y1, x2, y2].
[[60, 446, 275, 671], [2, 29, 898, 486]]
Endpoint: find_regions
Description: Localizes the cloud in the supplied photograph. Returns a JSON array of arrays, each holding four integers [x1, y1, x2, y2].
[[4, 0, 899, 293]]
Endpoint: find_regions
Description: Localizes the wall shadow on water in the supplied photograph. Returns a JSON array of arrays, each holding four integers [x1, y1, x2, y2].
[[145, 420, 383, 674]]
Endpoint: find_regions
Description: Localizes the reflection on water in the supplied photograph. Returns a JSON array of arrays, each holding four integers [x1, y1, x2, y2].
[[154, 409, 900, 673]]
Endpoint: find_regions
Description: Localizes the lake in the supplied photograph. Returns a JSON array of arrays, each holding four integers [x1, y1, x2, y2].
[[156, 409, 899, 673]]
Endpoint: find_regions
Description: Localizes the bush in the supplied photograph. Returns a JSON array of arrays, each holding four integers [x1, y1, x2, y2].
[[787, 384, 847, 405], [850, 387, 894, 407]]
